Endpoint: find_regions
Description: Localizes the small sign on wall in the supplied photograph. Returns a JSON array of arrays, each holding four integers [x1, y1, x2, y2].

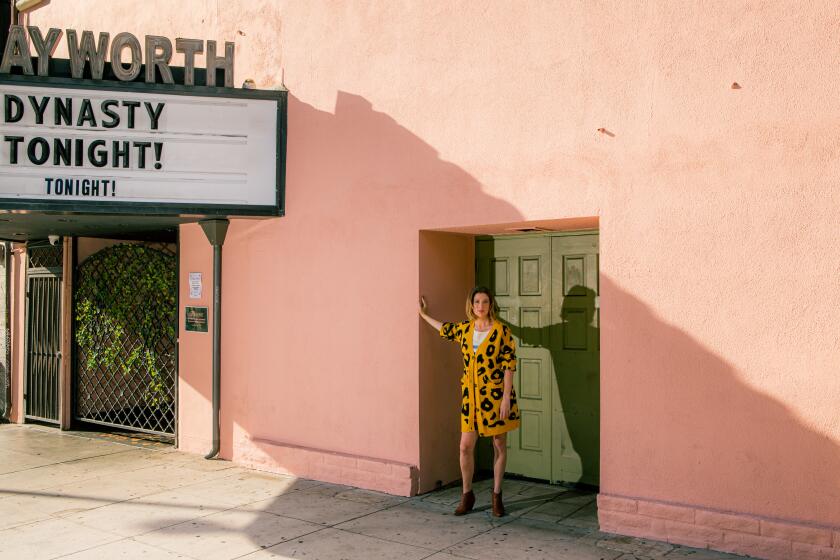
[[185, 306, 208, 332], [188, 272, 202, 299]]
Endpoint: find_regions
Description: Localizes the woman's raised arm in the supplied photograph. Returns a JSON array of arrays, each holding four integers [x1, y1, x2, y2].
[[418, 296, 443, 331]]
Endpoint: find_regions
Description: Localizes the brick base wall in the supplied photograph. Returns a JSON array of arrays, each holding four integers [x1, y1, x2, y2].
[[598, 494, 840, 560], [235, 436, 419, 496]]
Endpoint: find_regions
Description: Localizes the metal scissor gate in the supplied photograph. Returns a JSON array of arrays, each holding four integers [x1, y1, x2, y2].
[[24, 243, 63, 425]]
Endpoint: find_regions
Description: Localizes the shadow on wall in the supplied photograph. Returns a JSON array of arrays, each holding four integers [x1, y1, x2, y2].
[[500, 284, 600, 487], [220, 91, 521, 491], [221, 90, 839, 529], [600, 275, 840, 527], [153, 272, 840, 554]]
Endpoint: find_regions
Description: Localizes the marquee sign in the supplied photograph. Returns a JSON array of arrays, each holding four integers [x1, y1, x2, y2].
[[0, 26, 285, 217]]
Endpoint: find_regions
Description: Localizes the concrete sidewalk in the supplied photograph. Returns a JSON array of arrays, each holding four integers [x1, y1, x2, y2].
[[0, 424, 740, 560]]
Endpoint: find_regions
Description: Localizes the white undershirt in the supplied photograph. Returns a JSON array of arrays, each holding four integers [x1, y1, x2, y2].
[[472, 328, 490, 351]]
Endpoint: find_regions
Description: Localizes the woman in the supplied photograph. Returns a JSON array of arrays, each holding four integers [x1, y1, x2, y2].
[[419, 286, 520, 517]]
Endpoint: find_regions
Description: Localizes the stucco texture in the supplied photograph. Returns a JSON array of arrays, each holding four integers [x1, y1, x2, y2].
[[26, 0, 840, 529]]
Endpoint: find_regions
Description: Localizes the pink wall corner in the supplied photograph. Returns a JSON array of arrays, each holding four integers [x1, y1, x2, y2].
[[418, 231, 475, 493], [9, 245, 26, 423], [177, 224, 214, 455]]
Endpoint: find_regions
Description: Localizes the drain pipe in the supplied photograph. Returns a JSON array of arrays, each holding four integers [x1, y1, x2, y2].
[[200, 219, 229, 459]]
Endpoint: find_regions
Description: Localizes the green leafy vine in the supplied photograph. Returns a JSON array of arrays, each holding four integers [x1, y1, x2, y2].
[[75, 244, 176, 408]]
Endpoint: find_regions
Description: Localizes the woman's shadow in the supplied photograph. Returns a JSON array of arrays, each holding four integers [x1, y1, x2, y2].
[[496, 284, 600, 488]]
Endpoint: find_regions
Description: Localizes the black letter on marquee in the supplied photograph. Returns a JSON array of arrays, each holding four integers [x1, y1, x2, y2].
[[133, 141, 150, 168], [4, 95, 23, 123], [144, 102, 164, 130], [28, 137, 50, 165], [122, 100, 140, 129], [101, 100, 120, 128], [74, 139, 84, 166], [4, 136, 23, 164], [45, 178, 53, 194], [76, 98, 97, 127], [53, 138, 71, 166], [28, 96, 50, 125], [55, 97, 72, 126], [112, 140, 130, 168], [88, 139, 107, 167]]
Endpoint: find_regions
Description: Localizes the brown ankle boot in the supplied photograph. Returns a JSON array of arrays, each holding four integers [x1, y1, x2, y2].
[[454, 490, 475, 516], [491, 490, 505, 517]]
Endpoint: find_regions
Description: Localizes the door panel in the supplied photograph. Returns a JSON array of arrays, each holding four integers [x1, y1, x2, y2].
[[551, 234, 599, 485], [477, 237, 552, 480]]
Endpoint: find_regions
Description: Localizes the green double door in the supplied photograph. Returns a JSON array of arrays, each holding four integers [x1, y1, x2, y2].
[[476, 232, 599, 486]]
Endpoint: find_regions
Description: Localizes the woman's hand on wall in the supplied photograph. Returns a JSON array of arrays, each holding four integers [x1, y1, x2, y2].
[[419, 296, 443, 331]]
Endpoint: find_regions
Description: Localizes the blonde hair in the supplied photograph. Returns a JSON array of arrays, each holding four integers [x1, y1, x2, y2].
[[466, 286, 498, 322]]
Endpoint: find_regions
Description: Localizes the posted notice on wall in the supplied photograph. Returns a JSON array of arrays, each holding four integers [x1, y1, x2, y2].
[[189, 272, 202, 299]]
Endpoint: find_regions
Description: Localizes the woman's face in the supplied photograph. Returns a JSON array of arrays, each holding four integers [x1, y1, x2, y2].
[[472, 293, 491, 320]]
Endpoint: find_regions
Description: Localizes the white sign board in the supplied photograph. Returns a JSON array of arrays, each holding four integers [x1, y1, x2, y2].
[[0, 79, 281, 214], [189, 272, 202, 299]]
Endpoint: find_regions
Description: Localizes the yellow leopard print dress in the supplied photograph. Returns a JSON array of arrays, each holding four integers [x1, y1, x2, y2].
[[440, 320, 521, 436]]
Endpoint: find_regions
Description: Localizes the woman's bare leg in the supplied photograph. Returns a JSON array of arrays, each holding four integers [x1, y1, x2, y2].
[[492, 433, 507, 493], [459, 431, 479, 492]]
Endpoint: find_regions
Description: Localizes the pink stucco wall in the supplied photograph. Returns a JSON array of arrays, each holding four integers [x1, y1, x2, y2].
[[24, 1, 840, 556]]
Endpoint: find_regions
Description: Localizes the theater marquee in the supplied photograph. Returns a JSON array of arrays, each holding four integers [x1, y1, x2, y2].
[[0, 25, 285, 218]]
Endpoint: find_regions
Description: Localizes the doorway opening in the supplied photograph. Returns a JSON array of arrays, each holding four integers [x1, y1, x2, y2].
[[72, 233, 178, 443], [475, 230, 600, 487]]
